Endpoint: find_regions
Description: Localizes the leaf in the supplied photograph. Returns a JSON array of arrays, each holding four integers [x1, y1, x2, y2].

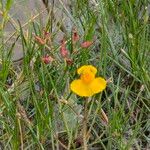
[[5, 0, 13, 11], [62, 98, 83, 130]]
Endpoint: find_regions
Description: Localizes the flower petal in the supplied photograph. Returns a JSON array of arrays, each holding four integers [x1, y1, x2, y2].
[[77, 65, 97, 75], [70, 79, 94, 97], [89, 77, 106, 94]]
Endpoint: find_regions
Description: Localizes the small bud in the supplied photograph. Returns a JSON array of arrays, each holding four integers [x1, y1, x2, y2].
[[66, 58, 73, 65], [35, 36, 46, 45], [81, 41, 93, 48], [72, 28, 79, 42], [60, 39, 69, 58], [42, 55, 54, 64], [60, 46, 68, 58]]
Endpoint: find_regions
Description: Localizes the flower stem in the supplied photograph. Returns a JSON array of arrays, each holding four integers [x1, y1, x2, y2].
[[83, 99, 88, 150]]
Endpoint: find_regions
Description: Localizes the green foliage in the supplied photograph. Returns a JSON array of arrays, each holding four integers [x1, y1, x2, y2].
[[0, 0, 149, 149]]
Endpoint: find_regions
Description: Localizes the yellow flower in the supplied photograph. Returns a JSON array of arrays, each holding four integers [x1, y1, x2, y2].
[[70, 65, 106, 97]]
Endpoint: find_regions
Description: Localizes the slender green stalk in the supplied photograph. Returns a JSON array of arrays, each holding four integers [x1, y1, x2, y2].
[[83, 99, 89, 150]]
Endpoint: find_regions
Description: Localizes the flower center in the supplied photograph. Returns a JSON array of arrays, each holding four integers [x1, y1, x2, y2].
[[80, 72, 95, 84]]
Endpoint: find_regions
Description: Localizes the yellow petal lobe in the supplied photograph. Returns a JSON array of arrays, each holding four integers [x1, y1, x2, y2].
[[89, 77, 106, 94], [70, 79, 94, 97], [77, 65, 97, 75]]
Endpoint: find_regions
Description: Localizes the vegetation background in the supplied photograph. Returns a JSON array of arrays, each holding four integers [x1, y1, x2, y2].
[[0, 0, 149, 149]]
